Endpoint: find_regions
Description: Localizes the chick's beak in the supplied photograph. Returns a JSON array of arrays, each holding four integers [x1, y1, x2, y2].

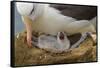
[[59, 32, 65, 40]]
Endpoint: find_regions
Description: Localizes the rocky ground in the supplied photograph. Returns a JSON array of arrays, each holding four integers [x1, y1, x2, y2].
[[14, 31, 97, 66]]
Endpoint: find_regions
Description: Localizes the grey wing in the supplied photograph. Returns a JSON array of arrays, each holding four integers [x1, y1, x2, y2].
[[50, 4, 97, 20]]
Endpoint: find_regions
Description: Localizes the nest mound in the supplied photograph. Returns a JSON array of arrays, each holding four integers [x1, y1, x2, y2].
[[14, 32, 97, 66]]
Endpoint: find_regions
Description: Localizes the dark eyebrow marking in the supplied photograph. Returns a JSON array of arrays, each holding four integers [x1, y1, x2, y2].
[[30, 4, 34, 15]]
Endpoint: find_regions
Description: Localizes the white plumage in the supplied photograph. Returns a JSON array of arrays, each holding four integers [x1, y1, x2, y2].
[[37, 32, 70, 53], [16, 3, 95, 35], [16, 2, 96, 51], [16, 2, 34, 16]]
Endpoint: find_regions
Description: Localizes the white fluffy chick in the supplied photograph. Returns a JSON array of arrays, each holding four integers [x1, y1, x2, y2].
[[37, 32, 70, 53]]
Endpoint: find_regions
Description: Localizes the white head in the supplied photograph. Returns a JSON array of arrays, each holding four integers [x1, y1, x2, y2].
[[16, 2, 34, 16], [57, 32, 70, 50], [16, 2, 49, 21], [57, 32, 66, 41]]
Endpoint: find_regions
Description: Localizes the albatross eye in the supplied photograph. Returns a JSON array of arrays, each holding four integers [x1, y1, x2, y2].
[[30, 5, 34, 15], [59, 32, 65, 40]]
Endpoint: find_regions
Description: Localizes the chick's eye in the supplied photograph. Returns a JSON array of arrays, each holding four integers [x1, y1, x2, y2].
[[59, 32, 65, 40]]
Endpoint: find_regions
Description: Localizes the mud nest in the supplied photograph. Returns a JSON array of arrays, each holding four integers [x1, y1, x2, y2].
[[14, 31, 97, 66]]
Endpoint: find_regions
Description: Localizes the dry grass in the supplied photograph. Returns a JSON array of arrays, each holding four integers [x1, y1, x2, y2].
[[14, 32, 97, 66]]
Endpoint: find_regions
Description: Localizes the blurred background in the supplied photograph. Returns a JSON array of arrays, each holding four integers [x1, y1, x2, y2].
[[15, 6, 25, 33]]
